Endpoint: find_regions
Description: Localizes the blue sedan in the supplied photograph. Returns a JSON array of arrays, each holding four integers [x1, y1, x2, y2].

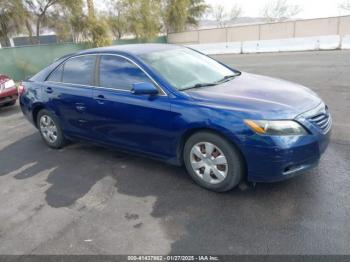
[[19, 44, 331, 192]]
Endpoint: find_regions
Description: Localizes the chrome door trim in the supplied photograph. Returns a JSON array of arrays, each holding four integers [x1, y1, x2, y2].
[[45, 53, 168, 96]]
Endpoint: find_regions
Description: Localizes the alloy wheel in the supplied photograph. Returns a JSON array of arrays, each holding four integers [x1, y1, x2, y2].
[[39, 115, 58, 144], [190, 142, 228, 184]]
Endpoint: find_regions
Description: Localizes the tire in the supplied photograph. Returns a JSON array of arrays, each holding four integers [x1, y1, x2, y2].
[[37, 109, 66, 149], [183, 131, 244, 192], [4, 100, 16, 107]]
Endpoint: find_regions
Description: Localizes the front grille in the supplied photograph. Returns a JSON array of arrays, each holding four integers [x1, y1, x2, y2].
[[308, 107, 332, 133]]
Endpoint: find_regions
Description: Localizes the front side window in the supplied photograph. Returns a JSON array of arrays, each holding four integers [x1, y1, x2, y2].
[[140, 48, 237, 90], [61, 56, 96, 85], [99, 55, 153, 91]]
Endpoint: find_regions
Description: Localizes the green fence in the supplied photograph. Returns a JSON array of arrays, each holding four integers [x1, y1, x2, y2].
[[0, 43, 83, 81], [0, 36, 167, 81]]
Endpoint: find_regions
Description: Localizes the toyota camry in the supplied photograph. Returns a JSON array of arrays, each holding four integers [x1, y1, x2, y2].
[[20, 44, 331, 192]]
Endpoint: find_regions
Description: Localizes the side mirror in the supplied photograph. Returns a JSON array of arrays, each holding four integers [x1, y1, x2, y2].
[[131, 82, 159, 95]]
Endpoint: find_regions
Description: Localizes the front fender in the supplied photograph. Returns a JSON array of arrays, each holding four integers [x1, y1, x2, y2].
[[170, 102, 249, 165]]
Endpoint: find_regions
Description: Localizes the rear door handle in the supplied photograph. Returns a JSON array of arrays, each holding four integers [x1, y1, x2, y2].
[[45, 87, 53, 94], [95, 94, 106, 104], [75, 103, 86, 112]]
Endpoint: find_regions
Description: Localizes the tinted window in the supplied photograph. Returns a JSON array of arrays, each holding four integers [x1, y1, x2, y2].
[[99, 55, 152, 90], [62, 56, 95, 85], [48, 65, 63, 82]]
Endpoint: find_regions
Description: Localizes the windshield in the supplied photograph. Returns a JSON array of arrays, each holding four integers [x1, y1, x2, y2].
[[139, 48, 238, 90]]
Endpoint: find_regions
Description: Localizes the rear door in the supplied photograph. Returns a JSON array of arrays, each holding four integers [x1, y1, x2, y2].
[[45, 55, 97, 139]]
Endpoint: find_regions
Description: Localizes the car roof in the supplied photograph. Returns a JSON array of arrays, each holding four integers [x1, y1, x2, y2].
[[32, 44, 185, 84], [72, 43, 182, 57]]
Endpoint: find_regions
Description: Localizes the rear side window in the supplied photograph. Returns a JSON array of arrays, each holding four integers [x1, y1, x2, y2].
[[62, 56, 96, 85], [99, 55, 152, 90]]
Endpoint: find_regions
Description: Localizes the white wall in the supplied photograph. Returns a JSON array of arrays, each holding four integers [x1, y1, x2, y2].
[[168, 15, 350, 46], [186, 35, 347, 55]]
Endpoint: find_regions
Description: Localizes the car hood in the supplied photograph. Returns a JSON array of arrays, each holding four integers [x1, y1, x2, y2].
[[184, 72, 322, 119], [0, 75, 10, 85]]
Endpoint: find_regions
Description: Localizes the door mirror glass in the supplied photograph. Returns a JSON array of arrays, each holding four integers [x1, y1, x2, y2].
[[131, 82, 159, 95]]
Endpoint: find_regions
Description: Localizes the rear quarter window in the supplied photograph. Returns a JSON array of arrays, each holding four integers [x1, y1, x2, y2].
[[47, 65, 63, 82]]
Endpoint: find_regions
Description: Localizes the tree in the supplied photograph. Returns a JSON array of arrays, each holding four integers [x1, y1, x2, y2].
[[262, 0, 301, 22], [47, 0, 84, 42], [70, 14, 89, 43], [229, 4, 242, 21], [66, 0, 85, 42], [24, 13, 34, 44], [46, 12, 70, 42], [82, 0, 111, 47], [185, 0, 208, 29], [162, 0, 208, 33], [87, 16, 112, 47], [23, 0, 81, 43], [212, 4, 225, 28], [339, 0, 350, 12], [86, 0, 95, 18], [46, 0, 109, 46], [211, 3, 242, 28], [123, 0, 161, 40], [0, 0, 26, 46], [163, 0, 188, 33], [107, 0, 128, 39], [24, 0, 57, 43]]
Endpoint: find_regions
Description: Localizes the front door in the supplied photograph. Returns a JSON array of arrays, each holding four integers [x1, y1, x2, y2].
[[91, 55, 177, 159]]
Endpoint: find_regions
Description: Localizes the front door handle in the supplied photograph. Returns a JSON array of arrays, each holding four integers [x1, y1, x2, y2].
[[75, 103, 86, 112], [97, 94, 105, 99]]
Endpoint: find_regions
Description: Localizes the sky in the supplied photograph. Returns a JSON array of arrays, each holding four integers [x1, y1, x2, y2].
[[95, 0, 350, 19], [205, 0, 350, 19]]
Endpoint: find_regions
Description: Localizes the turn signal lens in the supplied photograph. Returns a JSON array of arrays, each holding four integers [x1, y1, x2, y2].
[[244, 120, 266, 134]]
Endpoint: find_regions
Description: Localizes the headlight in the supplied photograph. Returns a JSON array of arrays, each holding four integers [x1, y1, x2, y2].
[[244, 120, 307, 136], [4, 79, 15, 89]]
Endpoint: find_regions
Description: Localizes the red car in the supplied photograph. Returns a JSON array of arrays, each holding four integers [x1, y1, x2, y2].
[[0, 75, 18, 107]]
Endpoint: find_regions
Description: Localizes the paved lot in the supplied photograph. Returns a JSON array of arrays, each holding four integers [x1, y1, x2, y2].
[[0, 50, 349, 255]]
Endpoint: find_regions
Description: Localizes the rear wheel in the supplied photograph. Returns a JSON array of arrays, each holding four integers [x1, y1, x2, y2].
[[183, 132, 244, 192], [37, 109, 66, 149]]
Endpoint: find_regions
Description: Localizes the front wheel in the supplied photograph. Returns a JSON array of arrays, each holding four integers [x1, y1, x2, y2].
[[37, 109, 66, 149], [183, 132, 244, 192]]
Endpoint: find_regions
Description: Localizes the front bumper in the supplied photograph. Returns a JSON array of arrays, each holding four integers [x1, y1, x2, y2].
[[240, 107, 331, 183], [0, 87, 18, 106], [244, 131, 330, 182]]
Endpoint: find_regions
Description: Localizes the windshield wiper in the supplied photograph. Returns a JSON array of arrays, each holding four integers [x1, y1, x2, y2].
[[181, 82, 217, 91], [180, 72, 241, 91], [215, 74, 239, 84]]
